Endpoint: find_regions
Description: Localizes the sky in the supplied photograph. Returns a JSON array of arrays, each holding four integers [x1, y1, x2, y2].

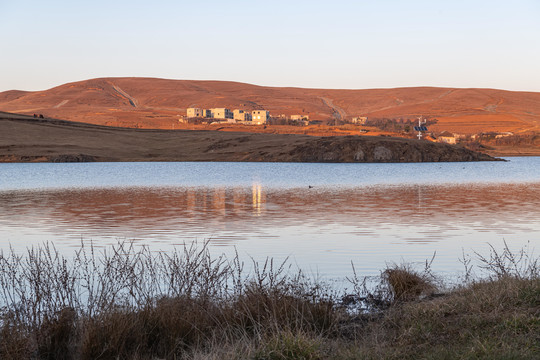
[[1, 0, 540, 92]]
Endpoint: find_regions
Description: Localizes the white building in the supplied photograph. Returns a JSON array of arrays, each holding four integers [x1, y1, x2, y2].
[[211, 108, 233, 120], [252, 110, 270, 125], [233, 109, 252, 122], [187, 108, 203, 118], [351, 116, 368, 125], [290, 115, 309, 121], [437, 131, 457, 144]]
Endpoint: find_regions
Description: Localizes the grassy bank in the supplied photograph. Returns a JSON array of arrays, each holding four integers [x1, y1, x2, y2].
[[0, 242, 538, 359]]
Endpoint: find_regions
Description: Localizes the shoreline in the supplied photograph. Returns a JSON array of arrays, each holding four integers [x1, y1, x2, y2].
[[0, 114, 500, 163], [1, 241, 538, 359]]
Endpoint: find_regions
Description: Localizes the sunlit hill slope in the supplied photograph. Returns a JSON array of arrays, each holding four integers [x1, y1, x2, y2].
[[1, 77, 539, 135]]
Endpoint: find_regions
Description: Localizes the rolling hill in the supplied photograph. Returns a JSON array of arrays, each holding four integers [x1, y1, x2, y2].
[[0, 112, 496, 163], [1, 77, 539, 135]]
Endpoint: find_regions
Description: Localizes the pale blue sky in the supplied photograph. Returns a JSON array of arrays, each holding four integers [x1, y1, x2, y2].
[[1, 0, 539, 92]]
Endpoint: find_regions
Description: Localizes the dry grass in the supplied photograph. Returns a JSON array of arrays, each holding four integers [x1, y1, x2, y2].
[[354, 276, 540, 359], [0, 241, 538, 359], [383, 264, 436, 302]]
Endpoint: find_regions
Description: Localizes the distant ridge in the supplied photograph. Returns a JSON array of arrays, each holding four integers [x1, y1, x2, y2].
[[1, 77, 540, 134]]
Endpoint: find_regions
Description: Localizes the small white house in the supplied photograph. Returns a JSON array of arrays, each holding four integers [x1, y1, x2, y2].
[[290, 115, 309, 121], [233, 109, 252, 122], [252, 110, 269, 125], [351, 116, 368, 125], [437, 131, 456, 144], [211, 108, 233, 120], [187, 108, 203, 118]]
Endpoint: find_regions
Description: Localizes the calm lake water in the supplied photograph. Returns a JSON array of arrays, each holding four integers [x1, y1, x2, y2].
[[1, 158, 539, 281]]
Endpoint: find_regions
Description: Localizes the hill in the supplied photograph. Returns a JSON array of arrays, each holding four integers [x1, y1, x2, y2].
[[1, 78, 539, 135], [0, 112, 496, 163]]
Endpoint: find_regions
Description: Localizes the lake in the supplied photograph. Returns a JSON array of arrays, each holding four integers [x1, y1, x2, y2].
[[1, 158, 539, 282]]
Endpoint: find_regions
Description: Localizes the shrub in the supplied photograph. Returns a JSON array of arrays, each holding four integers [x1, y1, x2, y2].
[[0, 241, 537, 359], [383, 265, 435, 302]]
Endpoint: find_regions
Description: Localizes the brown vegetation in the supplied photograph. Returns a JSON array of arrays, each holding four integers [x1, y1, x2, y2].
[[460, 132, 540, 156], [1, 78, 539, 137], [2, 78, 540, 156], [0, 241, 538, 359], [0, 113, 497, 163]]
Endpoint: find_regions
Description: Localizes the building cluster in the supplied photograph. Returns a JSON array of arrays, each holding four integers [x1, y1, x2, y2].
[[187, 108, 270, 125], [351, 116, 368, 125], [186, 107, 317, 126]]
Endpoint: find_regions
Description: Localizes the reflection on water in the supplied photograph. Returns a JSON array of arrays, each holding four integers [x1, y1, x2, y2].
[[1, 183, 539, 278], [252, 183, 264, 216]]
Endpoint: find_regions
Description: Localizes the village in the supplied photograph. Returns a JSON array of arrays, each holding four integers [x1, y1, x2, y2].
[[185, 107, 372, 126], [184, 107, 311, 125], [183, 107, 517, 146]]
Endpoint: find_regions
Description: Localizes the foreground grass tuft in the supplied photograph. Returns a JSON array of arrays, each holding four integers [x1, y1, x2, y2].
[[254, 331, 322, 360], [0, 241, 538, 359], [383, 264, 436, 302]]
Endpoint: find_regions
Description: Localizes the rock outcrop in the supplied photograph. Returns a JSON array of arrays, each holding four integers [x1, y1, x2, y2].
[[279, 136, 497, 162]]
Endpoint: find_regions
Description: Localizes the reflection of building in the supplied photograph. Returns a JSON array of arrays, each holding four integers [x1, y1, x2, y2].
[[186, 188, 196, 212], [252, 110, 270, 125], [212, 188, 226, 214], [252, 183, 265, 216], [232, 188, 248, 214]]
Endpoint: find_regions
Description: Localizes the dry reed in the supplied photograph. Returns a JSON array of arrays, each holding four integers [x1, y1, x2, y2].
[[0, 241, 537, 359]]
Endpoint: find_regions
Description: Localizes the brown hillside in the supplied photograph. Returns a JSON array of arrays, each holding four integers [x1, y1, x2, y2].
[[1, 78, 539, 135], [0, 113, 496, 163]]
